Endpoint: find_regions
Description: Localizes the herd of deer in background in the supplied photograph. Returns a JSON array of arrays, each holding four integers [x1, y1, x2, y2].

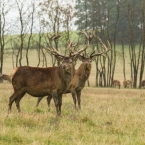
[[112, 79, 145, 89], [0, 30, 144, 116]]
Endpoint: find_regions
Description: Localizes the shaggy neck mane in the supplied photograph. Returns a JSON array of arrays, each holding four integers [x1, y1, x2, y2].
[[77, 63, 91, 79], [59, 65, 75, 86]]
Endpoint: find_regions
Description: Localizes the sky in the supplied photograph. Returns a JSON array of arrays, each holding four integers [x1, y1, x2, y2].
[[1, 0, 77, 34]]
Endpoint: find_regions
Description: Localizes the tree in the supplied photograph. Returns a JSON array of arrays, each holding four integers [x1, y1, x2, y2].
[[75, 0, 145, 88], [0, 0, 13, 73], [38, 0, 76, 66]]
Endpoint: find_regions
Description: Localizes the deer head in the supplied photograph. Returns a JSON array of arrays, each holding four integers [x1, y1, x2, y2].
[[44, 30, 93, 73], [78, 37, 111, 70]]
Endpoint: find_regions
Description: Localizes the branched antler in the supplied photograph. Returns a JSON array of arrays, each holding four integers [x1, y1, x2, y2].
[[44, 30, 94, 58], [90, 37, 111, 58], [70, 30, 93, 57]]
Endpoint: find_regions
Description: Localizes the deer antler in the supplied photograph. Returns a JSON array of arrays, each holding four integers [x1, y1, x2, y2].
[[45, 33, 66, 57], [90, 37, 111, 57], [70, 30, 93, 57], [44, 30, 94, 58], [67, 41, 78, 54]]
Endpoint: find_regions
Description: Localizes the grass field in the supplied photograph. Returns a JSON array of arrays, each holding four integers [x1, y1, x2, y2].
[[1, 49, 145, 144], [0, 84, 145, 145]]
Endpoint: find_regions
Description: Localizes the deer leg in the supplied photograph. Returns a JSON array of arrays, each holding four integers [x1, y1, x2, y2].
[[47, 95, 52, 108], [8, 91, 24, 114], [8, 93, 15, 114], [36, 97, 44, 107], [14, 92, 25, 112], [52, 91, 59, 116], [76, 90, 81, 109], [71, 90, 77, 109], [58, 94, 62, 115]]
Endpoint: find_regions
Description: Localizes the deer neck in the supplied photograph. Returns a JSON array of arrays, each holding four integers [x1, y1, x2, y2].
[[59, 65, 75, 85], [78, 63, 91, 80]]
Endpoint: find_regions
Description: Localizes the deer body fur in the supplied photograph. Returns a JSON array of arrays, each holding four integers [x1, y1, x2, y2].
[[36, 57, 92, 109], [8, 60, 75, 116], [123, 80, 132, 88], [8, 30, 93, 116], [66, 58, 92, 109], [112, 80, 121, 89], [36, 38, 111, 109], [141, 80, 145, 88]]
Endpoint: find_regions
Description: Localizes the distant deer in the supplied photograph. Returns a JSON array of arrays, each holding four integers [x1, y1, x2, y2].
[[0, 66, 20, 83], [123, 80, 132, 88], [7, 31, 92, 116], [0, 74, 11, 83], [112, 80, 121, 89], [141, 80, 145, 88], [36, 38, 111, 109]]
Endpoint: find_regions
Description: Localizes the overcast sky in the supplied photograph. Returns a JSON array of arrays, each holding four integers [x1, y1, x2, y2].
[[2, 0, 77, 34]]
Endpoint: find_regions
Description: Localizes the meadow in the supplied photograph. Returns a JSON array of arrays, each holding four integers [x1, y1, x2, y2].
[[0, 84, 145, 145], [0, 49, 145, 145]]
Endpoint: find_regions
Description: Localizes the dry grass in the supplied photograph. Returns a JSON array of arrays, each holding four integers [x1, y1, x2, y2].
[[0, 84, 145, 145], [1, 50, 145, 144]]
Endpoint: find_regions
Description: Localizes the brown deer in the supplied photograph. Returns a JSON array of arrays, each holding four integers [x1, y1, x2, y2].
[[141, 80, 145, 88], [8, 31, 92, 116], [36, 38, 111, 109], [123, 80, 132, 88], [0, 74, 11, 83], [112, 80, 121, 89]]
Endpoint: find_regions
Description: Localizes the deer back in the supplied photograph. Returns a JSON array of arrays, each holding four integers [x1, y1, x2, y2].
[[11, 57, 75, 97]]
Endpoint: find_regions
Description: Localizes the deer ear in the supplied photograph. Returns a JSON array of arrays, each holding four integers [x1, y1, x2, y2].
[[55, 55, 63, 61]]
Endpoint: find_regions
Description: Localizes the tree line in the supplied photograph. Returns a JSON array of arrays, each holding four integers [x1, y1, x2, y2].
[[0, 0, 145, 88]]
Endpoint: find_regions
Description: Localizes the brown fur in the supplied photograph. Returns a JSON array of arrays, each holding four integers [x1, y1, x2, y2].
[[36, 39, 111, 109], [112, 80, 121, 89], [66, 56, 93, 109], [8, 57, 76, 116], [123, 80, 132, 88], [0, 74, 11, 83], [36, 55, 96, 109], [0, 67, 19, 83], [141, 80, 145, 88]]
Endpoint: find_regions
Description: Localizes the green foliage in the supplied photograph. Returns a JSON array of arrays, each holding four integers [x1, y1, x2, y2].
[[75, 0, 142, 43], [0, 135, 24, 144]]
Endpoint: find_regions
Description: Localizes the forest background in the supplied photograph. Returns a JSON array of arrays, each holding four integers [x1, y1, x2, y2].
[[0, 0, 145, 88]]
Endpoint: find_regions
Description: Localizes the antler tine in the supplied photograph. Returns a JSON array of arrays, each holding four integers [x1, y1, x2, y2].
[[90, 37, 111, 57], [46, 33, 65, 57], [90, 50, 96, 57], [67, 41, 74, 53], [97, 37, 111, 53], [71, 30, 93, 57], [67, 40, 78, 54], [43, 46, 65, 58], [82, 30, 93, 42]]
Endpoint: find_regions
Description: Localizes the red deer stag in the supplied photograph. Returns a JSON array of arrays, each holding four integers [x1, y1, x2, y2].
[[112, 80, 121, 89], [123, 80, 132, 88], [36, 38, 111, 109], [8, 31, 92, 116]]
